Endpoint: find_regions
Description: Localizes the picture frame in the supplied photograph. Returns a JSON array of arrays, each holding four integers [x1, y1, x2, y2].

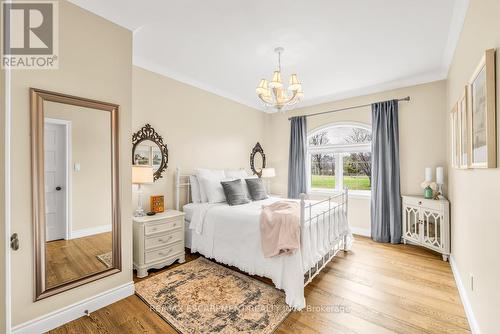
[[468, 49, 496, 168], [450, 103, 459, 169], [458, 87, 468, 169], [133, 144, 150, 166]]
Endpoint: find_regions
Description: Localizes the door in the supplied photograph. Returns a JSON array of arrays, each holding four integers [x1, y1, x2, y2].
[[403, 204, 420, 242], [420, 208, 443, 251], [44, 121, 67, 241]]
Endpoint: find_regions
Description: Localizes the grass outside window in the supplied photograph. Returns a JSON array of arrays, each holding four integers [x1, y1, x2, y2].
[[311, 174, 371, 191]]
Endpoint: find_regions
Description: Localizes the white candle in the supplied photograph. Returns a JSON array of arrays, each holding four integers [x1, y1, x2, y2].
[[436, 167, 444, 185], [425, 167, 432, 182]]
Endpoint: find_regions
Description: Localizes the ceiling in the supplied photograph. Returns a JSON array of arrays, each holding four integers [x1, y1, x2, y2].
[[69, 0, 469, 111]]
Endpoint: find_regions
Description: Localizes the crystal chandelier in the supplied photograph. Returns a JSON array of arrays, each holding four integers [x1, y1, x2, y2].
[[256, 47, 303, 111]]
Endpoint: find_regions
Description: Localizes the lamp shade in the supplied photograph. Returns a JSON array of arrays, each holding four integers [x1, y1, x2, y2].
[[132, 165, 153, 184], [256, 79, 269, 95], [288, 74, 301, 91], [261, 167, 276, 178], [268, 71, 283, 88]]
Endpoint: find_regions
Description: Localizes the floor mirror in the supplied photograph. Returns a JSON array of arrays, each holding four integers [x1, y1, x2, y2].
[[30, 88, 121, 301]]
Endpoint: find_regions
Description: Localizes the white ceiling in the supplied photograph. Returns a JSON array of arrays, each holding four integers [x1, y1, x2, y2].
[[69, 0, 469, 110]]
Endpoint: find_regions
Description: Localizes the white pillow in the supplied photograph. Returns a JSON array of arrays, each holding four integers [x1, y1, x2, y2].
[[189, 175, 201, 203], [225, 169, 248, 179], [195, 169, 226, 203], [198, 176, 232, 203]]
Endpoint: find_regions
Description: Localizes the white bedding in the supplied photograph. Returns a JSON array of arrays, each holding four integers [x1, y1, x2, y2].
[[187, 196, 352, 309], [182, 202, 202, 221], [183, 203, 207, 248]]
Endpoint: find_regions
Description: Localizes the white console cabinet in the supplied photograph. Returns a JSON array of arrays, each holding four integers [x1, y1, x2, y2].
[[402, 195, 450, 261]]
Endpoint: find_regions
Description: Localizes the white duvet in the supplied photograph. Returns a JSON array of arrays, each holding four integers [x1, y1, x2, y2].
[[189, 197, 352, 309]]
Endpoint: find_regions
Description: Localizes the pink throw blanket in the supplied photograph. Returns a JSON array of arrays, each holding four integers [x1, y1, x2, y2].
[[260, 201, 301, 258]]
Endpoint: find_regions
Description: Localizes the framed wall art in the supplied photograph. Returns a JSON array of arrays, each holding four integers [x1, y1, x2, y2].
[[458, 88, 469, 169], [450, 103, 460, 169], [468, 49, 496, 168]]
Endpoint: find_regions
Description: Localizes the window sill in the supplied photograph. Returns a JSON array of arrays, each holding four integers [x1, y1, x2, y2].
[[308, 189, 371, 199]]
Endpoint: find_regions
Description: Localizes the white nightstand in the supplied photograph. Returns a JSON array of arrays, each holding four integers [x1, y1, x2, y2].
[[133, 210, 185, 278]]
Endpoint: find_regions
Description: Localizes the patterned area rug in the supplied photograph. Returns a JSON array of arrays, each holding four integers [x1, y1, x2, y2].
[[135, 257, 291, 334], [96, 252, 112, 268]]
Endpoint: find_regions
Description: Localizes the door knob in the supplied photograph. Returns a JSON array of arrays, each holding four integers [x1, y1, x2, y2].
[[56, 186, 62, 191], [10, 233, 19, 251]]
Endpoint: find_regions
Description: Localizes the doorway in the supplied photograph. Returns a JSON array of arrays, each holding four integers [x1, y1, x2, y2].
[[44, 118, 71, 241]]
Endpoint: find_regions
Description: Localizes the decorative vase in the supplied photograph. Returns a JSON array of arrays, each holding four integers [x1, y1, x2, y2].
[[424, 186, 433, 199]]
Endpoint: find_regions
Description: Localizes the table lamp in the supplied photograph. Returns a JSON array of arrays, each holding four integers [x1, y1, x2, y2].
[[132, 165, 153, 217], [261, 167, 276, 194]]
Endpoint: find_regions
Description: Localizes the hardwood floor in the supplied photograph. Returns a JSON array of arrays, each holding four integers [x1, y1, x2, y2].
[[46, 232, 112, 288], [49, 236, 470, 334]]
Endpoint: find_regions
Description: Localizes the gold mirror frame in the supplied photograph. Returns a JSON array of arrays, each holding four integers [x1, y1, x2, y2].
[[30, 88, 122, 301]]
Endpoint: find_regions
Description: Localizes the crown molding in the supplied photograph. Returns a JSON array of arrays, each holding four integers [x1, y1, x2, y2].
[[298, 69, 447, 109], [133, 57, 263, 111], [441, 0, 470, 77]]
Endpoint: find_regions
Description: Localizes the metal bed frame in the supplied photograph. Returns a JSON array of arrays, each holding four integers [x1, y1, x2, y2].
[[175, 167, 350, 286]]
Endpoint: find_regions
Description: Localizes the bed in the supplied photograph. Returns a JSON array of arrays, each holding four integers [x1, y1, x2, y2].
[[175, 168, 352, 309]]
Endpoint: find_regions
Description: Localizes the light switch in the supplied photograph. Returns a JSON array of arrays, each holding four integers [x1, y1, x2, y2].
[[74, 163, 81, 172]]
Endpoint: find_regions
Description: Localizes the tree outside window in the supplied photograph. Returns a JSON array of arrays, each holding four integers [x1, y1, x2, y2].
[[308, 124, 372, 193]]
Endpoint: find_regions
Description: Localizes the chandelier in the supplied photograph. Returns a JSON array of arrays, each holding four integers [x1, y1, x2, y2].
[[256, 47, 303, 111]]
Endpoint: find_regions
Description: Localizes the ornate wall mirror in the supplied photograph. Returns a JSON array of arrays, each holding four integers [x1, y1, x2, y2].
[[132, 124, 168, 181], [250, 142, 266, 177], [30, 88, 121, 301]]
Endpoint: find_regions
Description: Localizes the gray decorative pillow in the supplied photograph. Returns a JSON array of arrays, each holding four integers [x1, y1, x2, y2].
[[220, 179, 250, 206], [245, 178, 268, 201]]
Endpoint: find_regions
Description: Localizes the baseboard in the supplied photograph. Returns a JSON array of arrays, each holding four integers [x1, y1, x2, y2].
[[450, 255, 481, 334], [11, 281, 134, 334], [350, 226, 371, 237], [70, 224, 112, 239]]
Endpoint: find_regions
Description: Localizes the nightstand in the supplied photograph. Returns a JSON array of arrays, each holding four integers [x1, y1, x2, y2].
[[133, 210, 185, 278]]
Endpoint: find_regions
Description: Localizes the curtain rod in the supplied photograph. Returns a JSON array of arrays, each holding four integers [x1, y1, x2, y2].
[[288, 96, 411, 120]]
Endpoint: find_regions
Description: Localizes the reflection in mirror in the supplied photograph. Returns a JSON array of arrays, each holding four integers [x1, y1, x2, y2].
[[44, 101, 113, 289], [254, 152, 263, 172], [250, 142, 266, 177], [31, 88, 120, 301], [133, 140, 162, 174]]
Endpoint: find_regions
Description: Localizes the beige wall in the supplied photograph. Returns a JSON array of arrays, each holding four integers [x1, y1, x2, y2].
[[132, 66, 266, 211], [265, 80, 447, 233], [45, 103, 112, 232], [10, 1, 132, 326], [446, 0, 500, 332]]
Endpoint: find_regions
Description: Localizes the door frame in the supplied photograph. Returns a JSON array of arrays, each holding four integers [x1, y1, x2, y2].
[[44, 118, 72, 240], [3, 47, 12, 334]]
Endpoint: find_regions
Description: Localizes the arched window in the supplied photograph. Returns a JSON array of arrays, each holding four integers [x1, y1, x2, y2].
[[307, 122, 372, 194]]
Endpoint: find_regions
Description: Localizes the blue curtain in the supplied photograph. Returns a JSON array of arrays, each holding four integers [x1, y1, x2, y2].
[[288, 116, 307, 198], [371, 100, 402, 243]]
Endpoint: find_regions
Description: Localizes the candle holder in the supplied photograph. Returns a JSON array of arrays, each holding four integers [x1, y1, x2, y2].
[[436, 183, 444, 199]]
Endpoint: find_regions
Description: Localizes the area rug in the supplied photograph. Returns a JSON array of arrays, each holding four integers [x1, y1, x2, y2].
[[96, 252, 112, 268], [135, 257, 291, 334]]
